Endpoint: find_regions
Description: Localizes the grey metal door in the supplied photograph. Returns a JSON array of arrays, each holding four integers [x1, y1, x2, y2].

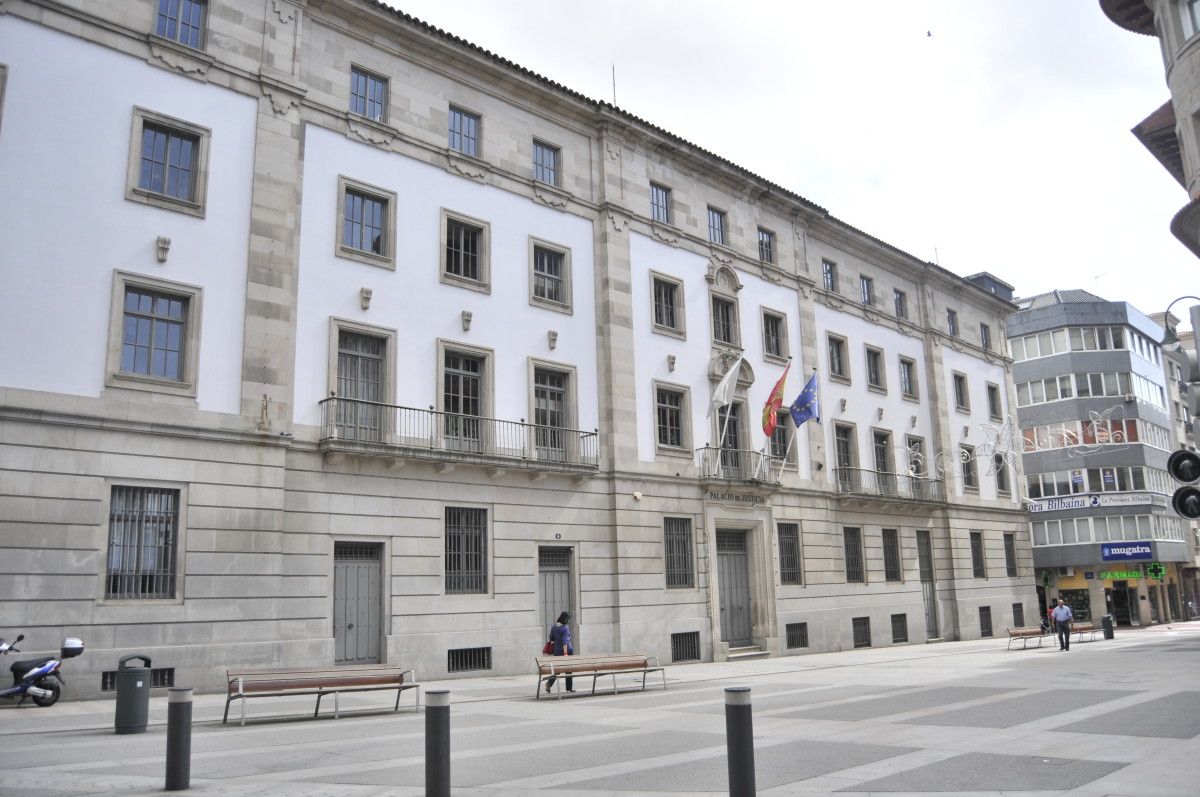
[[538, 547, 573, 643], [916, 530, 940, 639], [717, 530, 752, 646], [334, 542, 381, 664]]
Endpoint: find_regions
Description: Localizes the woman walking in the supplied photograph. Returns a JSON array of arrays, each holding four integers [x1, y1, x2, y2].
[[544, 611, 574, 693]]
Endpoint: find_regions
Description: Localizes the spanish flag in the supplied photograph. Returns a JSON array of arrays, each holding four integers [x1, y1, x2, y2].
[[761, 361, 791, 437]]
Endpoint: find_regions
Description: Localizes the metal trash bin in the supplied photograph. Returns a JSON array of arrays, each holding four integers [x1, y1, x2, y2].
[[114, 654, 152, 734], [1101, 615, 1115, 640]]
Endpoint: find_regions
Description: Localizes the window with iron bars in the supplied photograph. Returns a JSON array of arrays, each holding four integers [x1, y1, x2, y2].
[[882, 528, 902, 582], [664, 517, 695, 588], [445, 507, 487, 594], [970, 531, 986, 578], [1012, 602, 1025, 627], [891, 613, 908, 643], [106, 486, 179, 599], [852, 616, 871, 648], [786, 622, 809, 649], [843, 527, 864, 583], [671, 631, 701, 662], [1004, 532, 1017, 577], [979, 606, 993, 638], [778, 523, 802, 585]]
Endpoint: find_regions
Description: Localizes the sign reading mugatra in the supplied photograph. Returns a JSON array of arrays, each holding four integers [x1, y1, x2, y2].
[[1101, 542, 1152, 561]]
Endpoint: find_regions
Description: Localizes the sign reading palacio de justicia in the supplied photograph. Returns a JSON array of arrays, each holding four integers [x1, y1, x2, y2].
[[705, 491, 766, 506]]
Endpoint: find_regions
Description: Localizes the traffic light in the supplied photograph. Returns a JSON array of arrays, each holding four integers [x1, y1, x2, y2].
[[1167, 449, 1200, 519]]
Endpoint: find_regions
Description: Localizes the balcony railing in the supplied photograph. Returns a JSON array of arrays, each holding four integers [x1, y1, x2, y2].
[[834, 467, 945, 503], [695, 446, 784, 483], [318, 397, 598, 472]]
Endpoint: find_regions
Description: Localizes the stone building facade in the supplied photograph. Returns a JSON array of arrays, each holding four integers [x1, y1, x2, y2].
[[0, 0, 1032, 698]]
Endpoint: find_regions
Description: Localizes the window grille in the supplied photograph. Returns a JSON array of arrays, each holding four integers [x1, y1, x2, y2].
[[891, 614, 908, 643], [979, 606, 993, 638], [121, 289, 187, 380], [671, 631, 700, 662], [447, 647, 491, 673], [139, 124, 197, 201], [445, 507, 487, 594], [155, 0, 204, 49], [1003, 533, 1017, 576], [448, 107, 479, 156], [650, 183, 671, 222], [664, 517, 695, 588], [852, 617, 871, 648], [786, 622, 809, 649], [101, 667, 175, 691], [533, 247, 564, 304], [843, 527, 864, 583], [106, 486, 179, 599], [882, 529, 901, 582], [970, 532, 986, 578], [1012, 603, 1025, 627], [533, 141, 559, 185], [350, 67, 387, 121], [778, 523, 802, 585], [445, 219, 481, 280], [538, 546, 570, 569], [335, 542, 381, 561]]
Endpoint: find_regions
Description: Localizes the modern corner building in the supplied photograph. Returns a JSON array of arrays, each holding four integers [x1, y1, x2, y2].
[[0, 0, 1032, 698], [1101, 0, 1200, 257], [1008, 290, 1195, 625]]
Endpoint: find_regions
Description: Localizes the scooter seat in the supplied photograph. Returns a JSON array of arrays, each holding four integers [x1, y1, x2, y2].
[[10, 657, 52, 679]]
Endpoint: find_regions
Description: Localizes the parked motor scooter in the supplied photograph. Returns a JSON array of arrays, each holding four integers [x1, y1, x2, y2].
[[0, 634, 84, 707]]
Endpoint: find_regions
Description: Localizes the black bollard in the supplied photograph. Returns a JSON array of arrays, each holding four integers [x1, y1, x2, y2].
[[164, 687, 192, 791], [425, 689, 450, 797], [725, 686, 755, 797]]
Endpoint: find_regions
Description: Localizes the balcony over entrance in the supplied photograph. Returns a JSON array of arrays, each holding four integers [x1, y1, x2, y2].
[[834, 467, 945, 503], [319, 397, 599, 474], [695, 446, 784, 484]]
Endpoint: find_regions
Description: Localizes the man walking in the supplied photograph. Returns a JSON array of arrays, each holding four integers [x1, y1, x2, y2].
[[1051, 598, 1074, 651]]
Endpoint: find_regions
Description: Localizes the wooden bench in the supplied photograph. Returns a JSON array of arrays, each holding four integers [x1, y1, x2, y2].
[[1006, 627, 1046, 650], [222, 664, 419, 726], [535, 653, 666, 699], [1072, 621, 1101, 643]]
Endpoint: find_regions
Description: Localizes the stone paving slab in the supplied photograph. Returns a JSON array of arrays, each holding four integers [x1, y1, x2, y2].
[[779, 686, 1012, 721], [1052, 691, 1200, 738], [842, 751, 1127, 792], [906, 688, 1139, 728]]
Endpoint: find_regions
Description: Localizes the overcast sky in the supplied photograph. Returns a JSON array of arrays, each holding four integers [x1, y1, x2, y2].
[[388, 0, 1194, 328]]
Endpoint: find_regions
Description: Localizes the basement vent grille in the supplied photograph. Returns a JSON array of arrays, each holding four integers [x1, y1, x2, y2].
[[786, 622, 809, 649], [891, 614, 908, 644], [852, 617, 872, 648], [447, 647, 491, 673], [671, 631, 700, 662]]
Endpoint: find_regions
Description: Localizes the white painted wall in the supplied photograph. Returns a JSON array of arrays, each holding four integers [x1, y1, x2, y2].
[[940, 346, 1016, 502], [0, 18, 255, 412], [629, 232, 811, 477], [293, 125, 599, 430]]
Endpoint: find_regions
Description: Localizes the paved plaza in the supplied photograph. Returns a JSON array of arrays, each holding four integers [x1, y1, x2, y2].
[[2, 624, 1200, 795]]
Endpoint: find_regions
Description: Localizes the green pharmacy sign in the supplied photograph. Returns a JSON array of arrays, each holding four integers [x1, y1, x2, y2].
[[1099, 569, 1142, 580], [1145, 562, 1166, 580]]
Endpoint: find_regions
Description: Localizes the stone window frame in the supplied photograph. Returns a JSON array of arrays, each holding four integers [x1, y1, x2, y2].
[[822, 259, 839, 293], [327, 317, 398, 408], [664, 516, 696, 589], [833, 421, 859, 470], [778, 522, 803, 586], [349, 64, 389, 123], [893, 288, 908, 319], [757, 227, 776, 264], [882, 528, 902, 583], [864, 344, 886, 393], [980, 322, 993, 352], [952, 371, 971, 412], [447, 104, 482, 157], [986, 381, 1003, 421], [707, 205, 727, 246], [946, 307, 960, 337], [827, 333, 850, 383], [443, 503, 493, 596], [439, 208, 492, 294], [970, 530, 987, 578], [532, 138, 561, 187], [335, 175, 397, 269], [994, 453, 1011, 495], [843, 526, 866, 584], [125, 107, 211, 218], [898, 355, 919, 401], [650, 271, 686, 339], [961, 444, 979, 492], [760, 307, 789, 363], [96, 479, 189, 605], [527, 236, 572, 314], [527, 356, 579, 439], [859, 275, 875, 306], [105, 270, 203, 399], [650, 182, 672, 223], [709, 270, 741, 349], [652, 380, 693, 457], [151, 0, 208, 51], [435, 337, 496, 423]]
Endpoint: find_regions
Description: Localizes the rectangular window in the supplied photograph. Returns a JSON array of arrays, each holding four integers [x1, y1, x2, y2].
[[778, 523, 802, 585], [828, 335, 848, 379], [834, 424, 856, 469], [757, 228, 775, 264], [893, 288, 908, 319], [961, 445, 978, 490], [843, 527, 864, 583], [531, 242, 569, 308], [125, 107, 214, 216], [707, 207, 727, 245], [890, 613, 908, 644], [873, 430, 892, 476], [650, 182, 672, 223], [822, 260, 838, 292], [769, 412, 790, 461], [980, 323, 992, 351], [946, 308, 959, 337], [712, 296, 738, 345], [1003, 532, 1017, 577], [953, 372, 969, 410], [664, 517, 695, 588], [986, 383, 1002, 420], [852, 616, 871, 648], [445, 507, 487, 594], [533, 367, 568, 461], [448, 106, 480, 156], [120, 288, 187, 381], [336, 330, 386, 442], [441, 210, 491, 290], [443, 350, 484, 449], [859, 275, 875, 306], [994, 454, 1010, 495], [350, 66, 387, 121], [970, 531, 986, 578], [882, 528, 901, 582], [786, 622, 809, 649], [155, 0, 205, 49], [655, 386, 686, 450], [899, 357, 917, 398], [106, 485, 180, 599], [447, 647, 491, 673], [866, 347, 885, 390], [762, 311, 786, 358], [979, 606, 993, 638], [337, 177, 395, 267], [652, 274, 684, 333], [1012, 602, 1025, 627], [532, 140, 560, 186]]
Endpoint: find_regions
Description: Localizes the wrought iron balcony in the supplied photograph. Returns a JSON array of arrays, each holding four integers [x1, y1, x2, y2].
[[695, 446, 784, 483], [318, 397, 599, 473], [834, 467, 945, 503]]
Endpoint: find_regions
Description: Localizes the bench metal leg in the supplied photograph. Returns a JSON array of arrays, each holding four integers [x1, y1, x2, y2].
[[222, 696, 232, 724], [241, 696, 246, 727]]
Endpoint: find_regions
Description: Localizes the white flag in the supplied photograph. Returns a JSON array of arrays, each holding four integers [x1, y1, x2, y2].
[[707, 356, 743, 418]]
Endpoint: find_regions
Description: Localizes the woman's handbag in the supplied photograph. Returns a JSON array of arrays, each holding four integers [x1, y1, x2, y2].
[[541, 640, 553, 655]]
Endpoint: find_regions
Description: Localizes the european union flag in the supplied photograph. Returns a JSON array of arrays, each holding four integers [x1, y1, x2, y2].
[[789, 373, 820, 427]]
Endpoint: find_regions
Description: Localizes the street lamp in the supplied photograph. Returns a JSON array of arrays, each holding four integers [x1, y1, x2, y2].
[[1160, 295, 1200, 345]]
